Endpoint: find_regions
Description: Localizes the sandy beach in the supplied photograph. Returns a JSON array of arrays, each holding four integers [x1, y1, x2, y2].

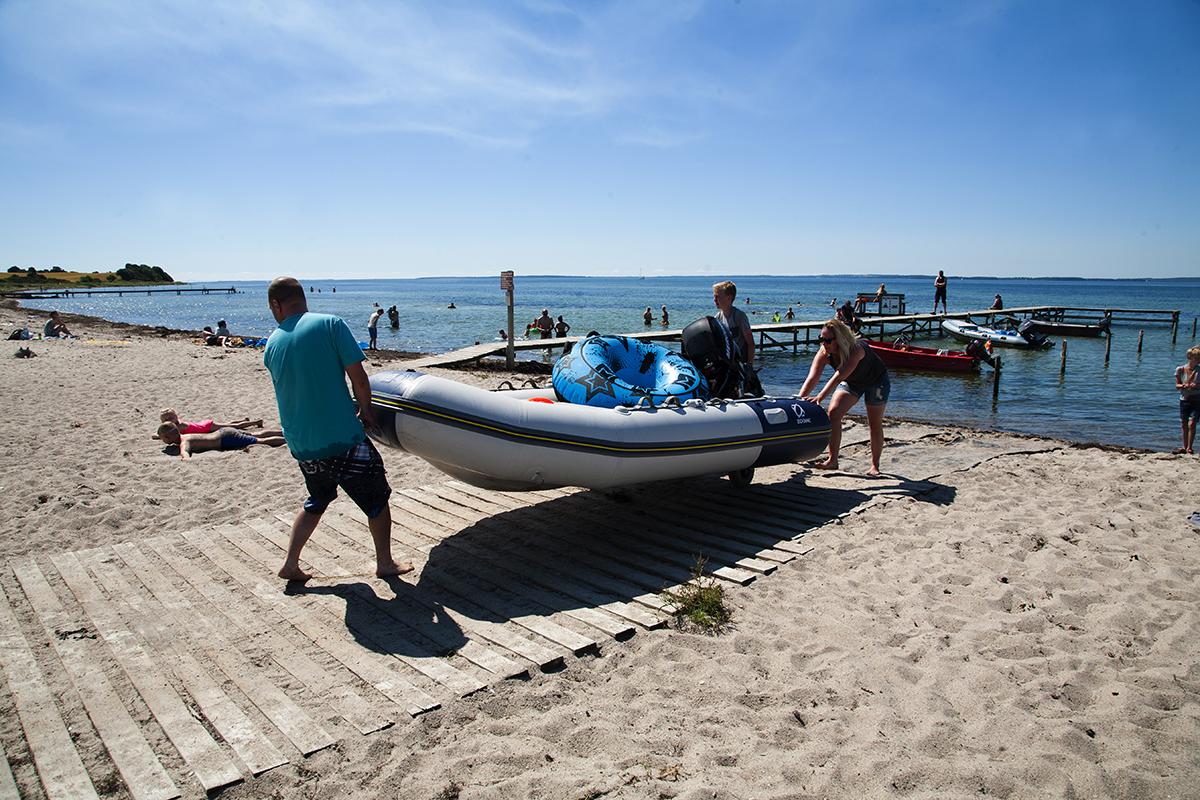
[[1, 301, 1198, 800]]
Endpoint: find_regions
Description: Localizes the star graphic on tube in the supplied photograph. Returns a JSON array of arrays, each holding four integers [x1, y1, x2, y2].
[[578, 368, 616, 402]]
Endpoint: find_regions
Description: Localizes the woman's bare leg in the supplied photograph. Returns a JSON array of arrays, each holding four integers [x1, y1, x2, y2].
[[814, 390, 857, 470], [865, 402, 887, 476]]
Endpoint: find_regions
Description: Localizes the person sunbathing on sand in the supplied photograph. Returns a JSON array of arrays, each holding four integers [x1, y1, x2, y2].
[[157, 421, 287, 459], [159, 408, 263, 435]]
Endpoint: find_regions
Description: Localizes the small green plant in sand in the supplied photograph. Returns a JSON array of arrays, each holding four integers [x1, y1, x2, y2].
[[662, 556, 732, 633]]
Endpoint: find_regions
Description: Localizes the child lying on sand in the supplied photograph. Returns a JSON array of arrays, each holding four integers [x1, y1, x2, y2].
[[157, 421, 287, 460], [159, 408, 263, 434]]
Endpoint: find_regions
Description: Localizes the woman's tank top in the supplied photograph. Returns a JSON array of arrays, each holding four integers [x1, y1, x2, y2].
[[833, 341, 886, 393]]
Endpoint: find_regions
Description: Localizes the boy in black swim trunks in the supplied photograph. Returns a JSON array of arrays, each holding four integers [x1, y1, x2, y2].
[[157, 422, 287, 459]]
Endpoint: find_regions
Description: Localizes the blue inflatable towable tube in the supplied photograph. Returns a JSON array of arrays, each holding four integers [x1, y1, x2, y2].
[[552, 335, 708, 408]]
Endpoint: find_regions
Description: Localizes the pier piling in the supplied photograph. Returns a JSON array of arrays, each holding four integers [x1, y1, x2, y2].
[[1193, 317, 1197, 338], [993, 356, 1002, 402], [1060, 340, 1067, 376], [1172, 312, 1179, 343], [1105, 329, 1113, 365], [1138, 330, 1144, 354]]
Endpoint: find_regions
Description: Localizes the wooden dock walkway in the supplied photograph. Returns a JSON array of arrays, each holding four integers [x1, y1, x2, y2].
[[0, 436, 1000, 798], [407, 304, 1182, 370], [0, 286, 237, 300]]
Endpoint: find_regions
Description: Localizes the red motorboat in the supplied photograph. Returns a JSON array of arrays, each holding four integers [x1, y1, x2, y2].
[[866, 339, 983, 373]]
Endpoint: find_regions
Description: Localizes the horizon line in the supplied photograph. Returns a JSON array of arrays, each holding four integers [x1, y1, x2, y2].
[[171, 273, 1200, 283]]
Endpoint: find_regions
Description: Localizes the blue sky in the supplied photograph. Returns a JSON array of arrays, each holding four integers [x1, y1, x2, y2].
[[1, 0, 1197, 280]]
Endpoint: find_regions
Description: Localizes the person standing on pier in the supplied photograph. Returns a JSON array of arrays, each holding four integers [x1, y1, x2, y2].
[[263, 276, 411, 582], [933, 271, 948, 314], [1175, 345, 1200, 454], [712, 281, 754, 367]]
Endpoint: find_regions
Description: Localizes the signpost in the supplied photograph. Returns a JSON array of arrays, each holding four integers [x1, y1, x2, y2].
[[501, 270, 515, 368]]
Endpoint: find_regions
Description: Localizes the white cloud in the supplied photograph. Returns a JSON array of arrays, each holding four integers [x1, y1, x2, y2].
[[0, 0, 739, 147]]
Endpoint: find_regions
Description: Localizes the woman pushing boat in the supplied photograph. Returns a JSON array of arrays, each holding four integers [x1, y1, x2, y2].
[[798, 317, 890, 476]]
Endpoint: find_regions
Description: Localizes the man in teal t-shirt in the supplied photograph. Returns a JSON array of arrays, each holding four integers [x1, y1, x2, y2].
[[264, 276, 412, 582]]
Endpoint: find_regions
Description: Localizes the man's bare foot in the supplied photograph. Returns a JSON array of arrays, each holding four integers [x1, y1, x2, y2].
[[811, 459, 838, 470], [377, 561, 414, 578], [865, 466, 883, 477], [278, 565, 312, 581]]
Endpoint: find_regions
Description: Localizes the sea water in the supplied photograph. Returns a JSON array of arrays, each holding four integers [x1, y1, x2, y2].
[[18, 274, 1200, 452]]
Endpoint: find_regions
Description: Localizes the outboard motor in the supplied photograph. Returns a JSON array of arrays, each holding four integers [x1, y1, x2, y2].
[[1017, 319, 1051, 348], [681, 317, 736, 398], [964, 338, 997, 367], [681, 316, 763, 399]]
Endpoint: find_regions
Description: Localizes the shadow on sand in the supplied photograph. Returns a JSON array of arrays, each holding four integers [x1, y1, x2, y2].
[[293, 471, 954, 661]]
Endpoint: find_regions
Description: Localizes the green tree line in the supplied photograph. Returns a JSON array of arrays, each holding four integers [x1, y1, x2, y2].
[[5, 263, 175, 285]]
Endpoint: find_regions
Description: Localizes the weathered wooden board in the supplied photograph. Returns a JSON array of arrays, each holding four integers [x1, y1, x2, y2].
[[0, 582, 99, 800], [11, 559, 180, 800]]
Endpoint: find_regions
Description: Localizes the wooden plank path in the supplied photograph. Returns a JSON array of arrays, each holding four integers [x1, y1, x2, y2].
[[0, 476, 913, 798]]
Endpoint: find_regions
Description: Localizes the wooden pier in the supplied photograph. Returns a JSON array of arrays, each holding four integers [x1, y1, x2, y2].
[[409, 305, 1182, 370], [0, 286, 237, 300], [0, 425, 1061, 798]]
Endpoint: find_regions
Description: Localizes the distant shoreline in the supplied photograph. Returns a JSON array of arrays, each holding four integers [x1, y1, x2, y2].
[[122, 274, 1200, 284], [0, 296, 424, 361]]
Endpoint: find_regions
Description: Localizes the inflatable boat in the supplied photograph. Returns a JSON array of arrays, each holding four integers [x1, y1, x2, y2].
[[941, 319, 1052, 349], [368, 370, 831, 491]]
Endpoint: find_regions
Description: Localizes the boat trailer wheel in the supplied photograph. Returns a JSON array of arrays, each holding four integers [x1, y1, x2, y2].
[[728, 467, 755, 488]]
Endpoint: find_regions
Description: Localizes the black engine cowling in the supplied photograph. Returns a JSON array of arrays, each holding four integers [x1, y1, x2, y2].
[[681, 316, 762, 399]]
